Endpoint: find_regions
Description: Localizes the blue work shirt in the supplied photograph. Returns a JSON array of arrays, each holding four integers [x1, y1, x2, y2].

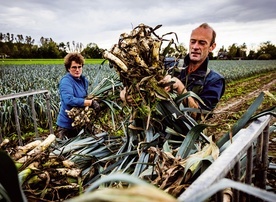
[[56, 73, 89, 129], [178, 55, 225, 110], [164, 57, 179, 69]]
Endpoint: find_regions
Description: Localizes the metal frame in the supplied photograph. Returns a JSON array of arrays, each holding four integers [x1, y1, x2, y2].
[[0, 90, 53, 145], [178, 115, 275, 202]]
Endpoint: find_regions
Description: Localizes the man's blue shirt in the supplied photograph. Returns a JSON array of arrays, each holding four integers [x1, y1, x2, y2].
[[178, 55, 225, 110]]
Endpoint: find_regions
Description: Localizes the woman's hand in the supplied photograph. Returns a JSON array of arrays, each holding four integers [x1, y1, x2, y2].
[[84, 99, 100, 111]]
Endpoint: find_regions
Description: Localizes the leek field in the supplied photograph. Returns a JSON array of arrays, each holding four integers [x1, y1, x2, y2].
[[0, 60, 276, 137], [0, 60, 276, 201]]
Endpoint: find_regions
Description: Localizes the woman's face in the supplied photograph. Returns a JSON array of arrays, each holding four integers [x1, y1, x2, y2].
[[69, 61, 83, 78]]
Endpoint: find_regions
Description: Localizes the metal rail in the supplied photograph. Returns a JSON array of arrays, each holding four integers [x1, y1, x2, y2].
[[178, 115, 275, 202], [0, 90, 54, 145]]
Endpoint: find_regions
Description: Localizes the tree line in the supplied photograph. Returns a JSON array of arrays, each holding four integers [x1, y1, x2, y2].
[[0, 33, 102, 59], [216, 42, 276, 60], [1, 32, 276, 60]]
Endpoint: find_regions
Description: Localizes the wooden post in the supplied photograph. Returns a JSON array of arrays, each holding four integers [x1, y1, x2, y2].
[[245, 145, 253, 202], [45, 92, 54, 134], [260, 124, 269, 189], [233, 161, 240, 201], [31, 95, 39, 138], [0, 127, 3, 143], [245, 146, 253, 184], [12, 98, 22, 146]]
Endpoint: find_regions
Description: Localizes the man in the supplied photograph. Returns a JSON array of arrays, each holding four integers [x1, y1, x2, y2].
[[162, 23, 225, 115]]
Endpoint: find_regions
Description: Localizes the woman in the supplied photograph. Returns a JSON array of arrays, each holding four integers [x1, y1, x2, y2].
[[56, 52, 94, 139]]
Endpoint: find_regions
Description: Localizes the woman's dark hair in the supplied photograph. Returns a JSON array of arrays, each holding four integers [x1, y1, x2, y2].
[[64, 52, 85, 72]]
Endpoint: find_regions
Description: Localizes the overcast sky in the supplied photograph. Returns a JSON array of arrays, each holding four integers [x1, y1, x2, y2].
[[1, 0, 276, 55]]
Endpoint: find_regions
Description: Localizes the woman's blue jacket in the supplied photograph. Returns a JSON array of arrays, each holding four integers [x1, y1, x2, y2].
[[56, 73, 89, 129]]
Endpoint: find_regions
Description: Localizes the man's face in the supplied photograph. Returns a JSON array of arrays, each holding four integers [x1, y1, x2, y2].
[[189, 27, 216, 64]]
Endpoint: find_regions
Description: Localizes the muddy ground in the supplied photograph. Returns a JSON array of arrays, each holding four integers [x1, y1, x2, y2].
[[205, 70, 276, 192]]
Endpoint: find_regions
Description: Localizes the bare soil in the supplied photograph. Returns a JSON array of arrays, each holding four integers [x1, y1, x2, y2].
[[205, 70, 276, 191]]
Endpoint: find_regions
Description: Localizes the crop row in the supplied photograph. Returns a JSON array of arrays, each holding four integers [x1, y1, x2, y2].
[[0, 63, 114, 136], [210, 60, 276, 81], [0, 60, 275, 136]]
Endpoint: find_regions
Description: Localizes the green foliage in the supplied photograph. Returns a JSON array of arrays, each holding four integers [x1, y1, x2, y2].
[[226, 43, 247, 59], [0, 61, 275, 137], [0, 58, 105, 65], [258, 53, 271, 60], [0, 64, 115, 136], [209, 60, 276, 81], [2, 32, 276, 60], [256, 41, 276, 59], [1, 61, 275, 201], [82, 43, 103, 59]]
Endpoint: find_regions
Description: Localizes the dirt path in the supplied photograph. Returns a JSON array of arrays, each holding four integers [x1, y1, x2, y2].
[[206, 71, 276, 129], [214, 77, 276, 114]]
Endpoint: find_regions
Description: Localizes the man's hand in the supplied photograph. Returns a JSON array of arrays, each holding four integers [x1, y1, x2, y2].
[[159, 75, 187, 94], [120, 87, 135, 103], [159, 75, 199, 118]]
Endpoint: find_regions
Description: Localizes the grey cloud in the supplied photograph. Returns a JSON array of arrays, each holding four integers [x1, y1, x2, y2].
[[0, 0, 275, 49]]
